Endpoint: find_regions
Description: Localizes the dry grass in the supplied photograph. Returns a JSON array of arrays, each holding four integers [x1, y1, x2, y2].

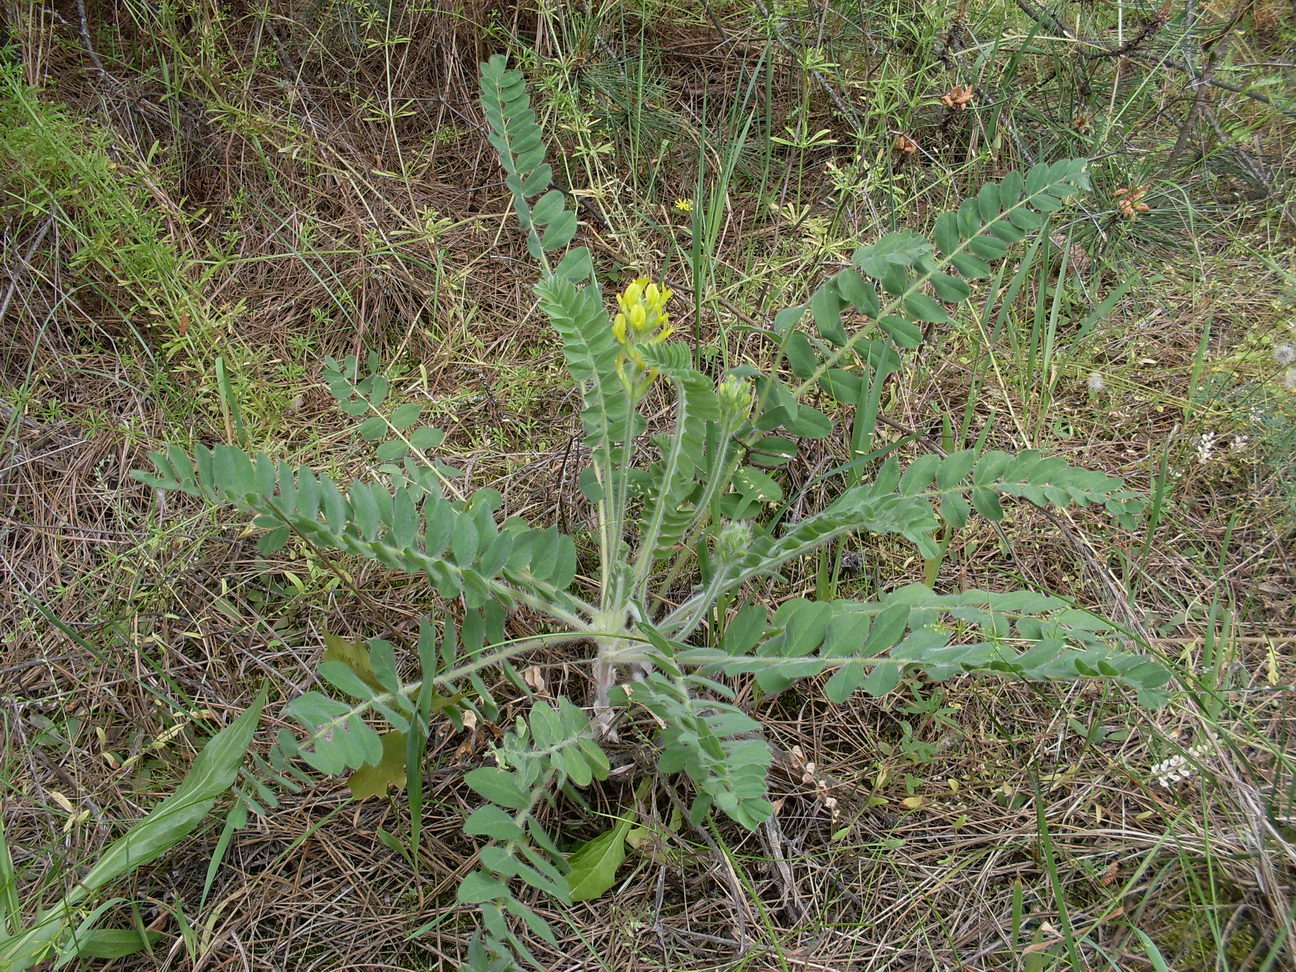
[[3, 1, 1295, 969]]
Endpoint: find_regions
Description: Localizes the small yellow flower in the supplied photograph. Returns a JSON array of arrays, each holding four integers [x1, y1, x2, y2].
[[673, 198, 694, 213]]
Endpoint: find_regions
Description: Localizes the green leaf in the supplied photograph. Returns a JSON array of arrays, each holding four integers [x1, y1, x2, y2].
[[933, 212, 959, 256], [903, 293, 949, 324], [318, 660, 383, 702], [772, 303, 807, 333], [375, 440, 408, 461], [322, 634, 384, 693], [520, 162, 552, 197], [750, 435, 798, 467], [732, 466, 783, 504], [541, 210, 577, 251], [61, 928, 162, 960], [834, 268, 878, 315], [950, 252, 992, 278], [852, 232, 929, 276], [457, 870, 510, 904], [810, 284, 847, 346], [554, 245, 593, 282], [0, 694, 265, 971], [578, 467, 603, 502], [941, 492, 970, 529], [465, 805, 525, 841], [936, 449, 978, 487], [858, 659, 902, 697], [465, 767, 530, 810], [782, 404, 832, 438], [530, 189, 565, 225], [566, 817, 631, 902], [878, 315, 923, 348], [347, 731, 409, 799], [971, 487, 1004, 521], [258, 526, 290, 555], [409, 426, 444, 450], [818, 369, 862, 403], [868, 602, 910, 655], [783, 332, 817, 378], [358, 416, 388, 441], [390, 403, 421, 430], [452, 515, 480, 565], [929, 272, 971, 302]]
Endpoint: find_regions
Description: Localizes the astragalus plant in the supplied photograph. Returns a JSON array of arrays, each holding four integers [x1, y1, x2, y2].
[[135, 56, 1169, 971]]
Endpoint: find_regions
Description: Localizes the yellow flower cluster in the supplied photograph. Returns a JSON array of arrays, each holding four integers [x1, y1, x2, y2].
[[611, 277, 673, 395], [612, 278, 672, 345]]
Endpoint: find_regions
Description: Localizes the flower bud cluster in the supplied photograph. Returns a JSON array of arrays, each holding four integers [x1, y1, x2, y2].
[[717, 375, 754, 429], [712, 519, 753, 565], [612, 277, 673, 396]]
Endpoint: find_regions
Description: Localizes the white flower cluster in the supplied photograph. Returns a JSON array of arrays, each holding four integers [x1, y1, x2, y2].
[[1195, 431, 1218, 462], [1150, 742, 1211, 788], [1274, 342, 1296, 366]]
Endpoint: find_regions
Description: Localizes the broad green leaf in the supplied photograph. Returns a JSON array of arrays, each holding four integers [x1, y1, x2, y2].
[[347, 731, 409, 799], [878, 315, 923, 348], [810, 284, 847, 346], [782, 404, 832, 438], [541, 210, 577, 250], [723, 604, 768, 655], [318, 660, 383, 702], [452, 515, 480, 565], [323, 634, 383, 693], [732, 466, 783, 504], [60, 928, 162, 961], [0, 695, 264, 971], [971, 487, 1005, 521], [903, 293, 949, 324], [783, 332, 818, 378], [554, 245, 593, 281], [530, 190, 565, 225], [566, 817, 631, 901], [818, 369, 862, 403], [858, 659, 902, 696]]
